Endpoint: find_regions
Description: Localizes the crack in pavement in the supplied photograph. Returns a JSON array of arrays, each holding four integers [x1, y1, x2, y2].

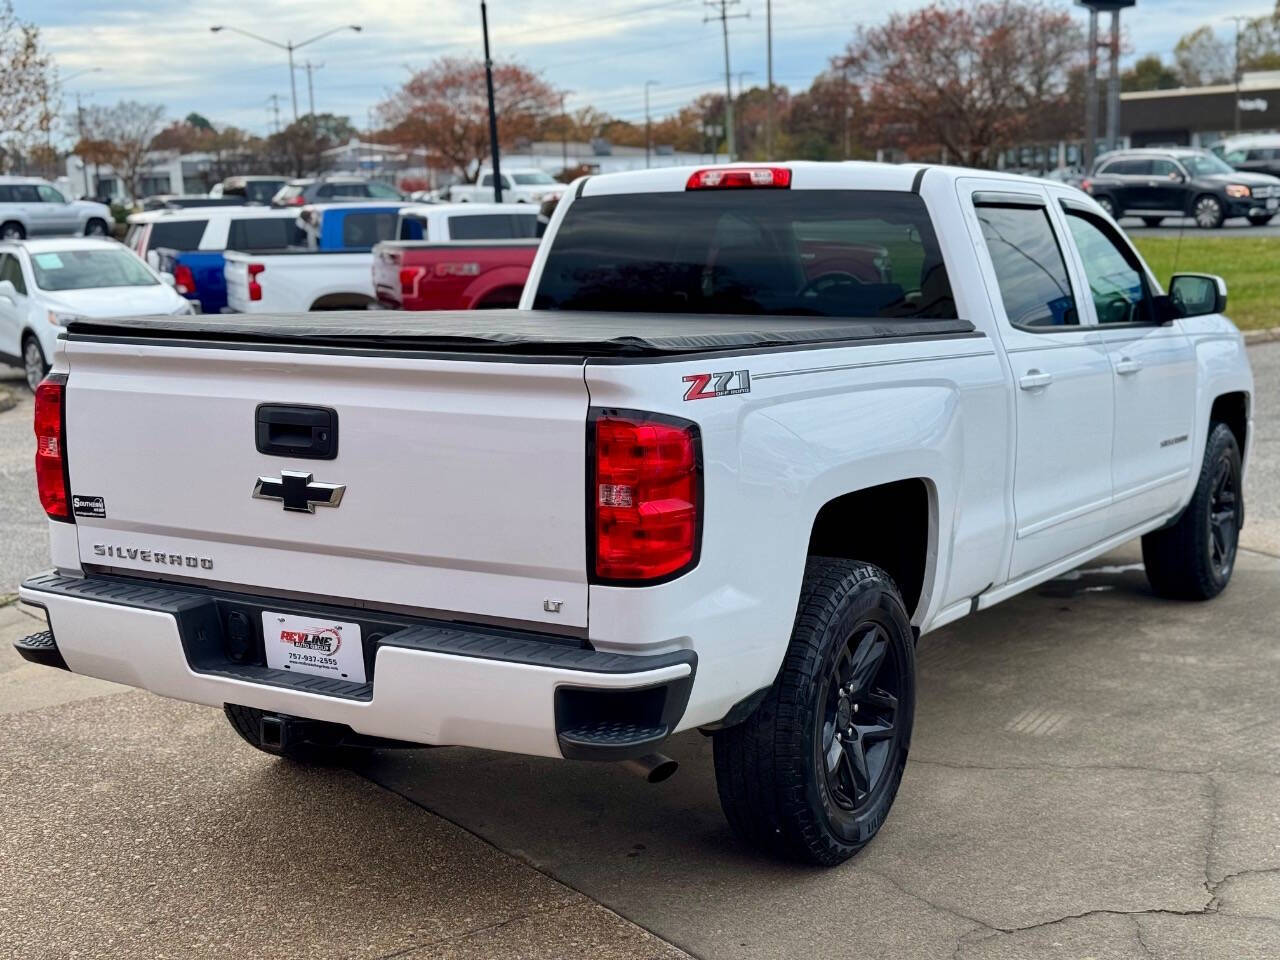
[[910, 756, 1280, 778], [369, 900, 589, 960]]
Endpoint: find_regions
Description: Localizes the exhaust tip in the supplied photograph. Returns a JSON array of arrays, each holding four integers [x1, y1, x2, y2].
[[621, 753, 678, 783]]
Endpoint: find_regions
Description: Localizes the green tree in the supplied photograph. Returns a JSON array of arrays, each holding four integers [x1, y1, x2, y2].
[[1122, 55, 1181, 92]]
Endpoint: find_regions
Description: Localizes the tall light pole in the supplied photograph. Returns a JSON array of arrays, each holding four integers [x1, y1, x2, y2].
[[1077, 2, 1135, 170], [644, 81, 659, 168], [209, 23, 361, 123], [63, 68, 102, 195], [765, 0, 774, 161], [480, 1, 503, 202], [1226, 15, 1250, 135]]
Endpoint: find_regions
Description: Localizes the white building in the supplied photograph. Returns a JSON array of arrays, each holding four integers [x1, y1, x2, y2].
[[64, 150, 220, 200]]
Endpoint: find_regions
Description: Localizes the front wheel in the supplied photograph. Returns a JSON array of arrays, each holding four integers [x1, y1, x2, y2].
[[84, 218, 109, 237], [1248, 215, 1273, 227], [1142, 422, 1243, 600], [1094, 196, 1117, 218], [0, 221, 24, 240], [22, 335, 48, 392], [1142, 216, 1164, 228], [713, 558, 915, 865], [1194, 196, 1225, 229]]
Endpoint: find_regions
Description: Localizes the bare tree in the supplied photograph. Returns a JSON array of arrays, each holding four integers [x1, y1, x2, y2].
[[0, 0, 56, 171], [1173, 26, 1233, 87], [78, 101, 165, 199]]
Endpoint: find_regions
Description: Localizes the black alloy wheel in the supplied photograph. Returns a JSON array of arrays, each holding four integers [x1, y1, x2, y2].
[[1207, 453, 1240, 583]]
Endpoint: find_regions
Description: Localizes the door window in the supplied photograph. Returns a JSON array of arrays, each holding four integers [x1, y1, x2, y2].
[[1064, 211, 1154, 326], [227, 217, 305, 250], [1150, 159, 1182, 180], [147, 219, 208, 251], [0, 253, 27, 294], [975, 203, 1077, 329], [37, 185, 66, 203]]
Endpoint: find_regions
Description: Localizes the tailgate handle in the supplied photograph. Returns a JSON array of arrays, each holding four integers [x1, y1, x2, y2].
[[255, 404, 338, 460]]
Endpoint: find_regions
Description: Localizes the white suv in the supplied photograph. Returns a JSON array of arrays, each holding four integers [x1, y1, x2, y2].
[[0, 178, 113, 240]]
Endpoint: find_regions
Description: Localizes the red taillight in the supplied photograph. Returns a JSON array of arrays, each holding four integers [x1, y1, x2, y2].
[[399, 265, 425, 298], [686, 167, 791, 190], [173, 263, 196, 295], [247, 262, 265, 302], [289, 195, 306, 206], [592, 411, 700, 583], [34, 374, 71, 522], [1081, 178, 1093, 193]]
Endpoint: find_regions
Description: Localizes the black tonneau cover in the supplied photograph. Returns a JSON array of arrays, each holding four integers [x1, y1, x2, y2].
[[67, 310, 975, 358]]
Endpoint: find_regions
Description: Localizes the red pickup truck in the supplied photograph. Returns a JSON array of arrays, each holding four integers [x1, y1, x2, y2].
[[373, 240, 539, 310]]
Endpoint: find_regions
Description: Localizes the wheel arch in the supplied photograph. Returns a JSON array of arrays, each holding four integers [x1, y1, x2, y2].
[[309, 291, 376, 310], [1210, 391, 1249, 462], [806, 477, 938, 623]]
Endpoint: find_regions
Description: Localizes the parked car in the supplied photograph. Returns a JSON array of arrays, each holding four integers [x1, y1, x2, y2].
[[271, 176, 406, 207], [209, 176, 289, 204], [153, 207, 307, 313], [393, 202, 540, 241], [0, 177, 113, 240], [1213, 134, 1280, 179], [1083, 148, 1280, 227], [15, 162, 1253, 868], [0, 237, 193, 389], [373, 240, 538, 310], [1042, 166, 1085, 190], [224, 202, 408, 312], [447, 168, 567, 205], [139, 195, 249, 211]]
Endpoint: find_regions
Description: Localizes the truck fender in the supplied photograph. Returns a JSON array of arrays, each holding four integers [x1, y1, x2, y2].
[[463, 266, 532, 308]]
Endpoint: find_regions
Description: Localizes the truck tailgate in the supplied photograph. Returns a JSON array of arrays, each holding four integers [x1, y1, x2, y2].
[[61, 338, 590, 629]]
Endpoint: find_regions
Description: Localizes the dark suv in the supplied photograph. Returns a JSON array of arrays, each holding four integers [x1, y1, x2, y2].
[[271, 176, 405, 207], [1083, 148, 1280, 228]]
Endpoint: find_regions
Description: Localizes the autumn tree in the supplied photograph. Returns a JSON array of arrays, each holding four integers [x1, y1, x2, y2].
[[76, 101, 165, 199], [837, 0, 1085, 165], [262, 113, 356, 177], [379, 57, 560, 182], [0, 0, 57, 171], [1173, 26, 1233, 87]]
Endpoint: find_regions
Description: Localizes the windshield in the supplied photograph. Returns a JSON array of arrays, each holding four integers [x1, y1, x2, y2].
[[534, 190, 956, 320], [31, 248, 159, 291], [513, 172, 556, 185], [1182, 154, 1235, 176]]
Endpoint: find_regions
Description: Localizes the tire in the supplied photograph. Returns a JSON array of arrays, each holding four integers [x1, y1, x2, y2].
[[712, 558, 915, 866], [1141, 216, 1164, 228], [1193, 195, 1225, 229], [84, 218, 109, 237], [0, 221, 25, 240], [22, 334, 47, 392], [223, 704, 358, 764], [1141, 422, 1243, 601], [1094, 196, 1117, 218], [1248, 215, 1273, 227]]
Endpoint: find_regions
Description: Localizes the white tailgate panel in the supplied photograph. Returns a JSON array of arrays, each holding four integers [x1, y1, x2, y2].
[[64, 341, 589, 628]]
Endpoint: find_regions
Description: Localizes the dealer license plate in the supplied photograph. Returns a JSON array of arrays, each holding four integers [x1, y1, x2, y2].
[[262, 612, 366, 684]]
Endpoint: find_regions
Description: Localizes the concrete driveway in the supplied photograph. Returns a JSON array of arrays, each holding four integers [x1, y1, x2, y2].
[[1, 348, 1278, 959]]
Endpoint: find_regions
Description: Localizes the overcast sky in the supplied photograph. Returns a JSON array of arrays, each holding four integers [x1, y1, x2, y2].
[[27, 0, 1278, 140]]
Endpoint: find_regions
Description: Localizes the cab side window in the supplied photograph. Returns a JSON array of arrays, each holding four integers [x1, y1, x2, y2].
[[0, 254, 28, 295], [1151, 159, 1182, 180], [975, 202, 1078, 329], [36, 185, 66, 203], [1064, 210, 1154, 325]]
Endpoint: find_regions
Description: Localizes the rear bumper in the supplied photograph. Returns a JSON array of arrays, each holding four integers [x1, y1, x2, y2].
[[18, 572, 695, 760]]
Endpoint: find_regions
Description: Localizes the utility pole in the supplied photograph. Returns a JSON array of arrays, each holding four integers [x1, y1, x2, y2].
[[644, 81, 659, 168], [266, 94, 283, 134], [302, 61, 324, 118], [1227, 15, 1250, 135], [1083, 6, 1099, 172], [1105, 10, 1120, 151], [704, 0, 748, 161], [480, 0, 503, 201], [765, 0, 773, 160], [560, 94, 568, 173]]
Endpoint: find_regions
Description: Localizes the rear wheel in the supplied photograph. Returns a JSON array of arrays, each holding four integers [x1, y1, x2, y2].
[[1141, 216, 1164, 228], [22, 334, 47, 392], [713, 559, 915, 865], [1094, 196, 1117, 218], [1194, 195, 1225, 229], [84, 218, 109, 237], [0, 221, 24, 240], [1247, 215, 1273, 227], [1142, 422, 1242, 601]]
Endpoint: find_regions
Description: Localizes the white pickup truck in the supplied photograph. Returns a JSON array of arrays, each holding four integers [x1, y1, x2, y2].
[[18, 162, 1253, 866], [446, 168, 567, 205]]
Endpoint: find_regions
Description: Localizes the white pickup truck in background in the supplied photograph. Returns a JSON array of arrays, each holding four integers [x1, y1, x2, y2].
[[446, 168, 567, 205], [18, 162, 1252, 866]]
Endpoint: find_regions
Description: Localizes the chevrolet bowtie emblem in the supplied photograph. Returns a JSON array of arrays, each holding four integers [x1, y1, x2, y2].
[[252, 470, 346, 513]]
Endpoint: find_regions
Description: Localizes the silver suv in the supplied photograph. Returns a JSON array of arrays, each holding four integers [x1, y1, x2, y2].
[[0, 178, 113, 240]]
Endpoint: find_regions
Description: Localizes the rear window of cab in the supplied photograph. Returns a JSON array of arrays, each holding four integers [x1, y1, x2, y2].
[[533, 190, 955, 320]]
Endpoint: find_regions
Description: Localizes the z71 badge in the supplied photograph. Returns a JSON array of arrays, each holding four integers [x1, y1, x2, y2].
[[682, 369, 751, 401]]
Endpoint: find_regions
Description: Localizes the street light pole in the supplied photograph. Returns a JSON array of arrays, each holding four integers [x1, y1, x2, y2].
[[644, 81, 659, 168], [704, 0, 748, 161], [765, 0, 773, 161], [1226, 15, 1249, 135], [480, 1, 503, 202], [210, 23, 361, 124]]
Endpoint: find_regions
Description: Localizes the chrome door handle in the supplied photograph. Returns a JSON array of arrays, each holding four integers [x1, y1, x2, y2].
[[1115, 357, 1143, 375], [1018, 369, 1053, 390]]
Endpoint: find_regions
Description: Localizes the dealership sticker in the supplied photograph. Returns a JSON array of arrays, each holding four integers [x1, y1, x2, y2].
[[71, 495, 107, 519], [261, 612, 366, 684]]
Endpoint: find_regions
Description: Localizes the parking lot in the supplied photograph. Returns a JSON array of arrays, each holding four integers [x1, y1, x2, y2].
[[2, 344, 1279, 959]]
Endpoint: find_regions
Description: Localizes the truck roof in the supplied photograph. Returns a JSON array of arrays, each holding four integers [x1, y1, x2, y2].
[[66, 310, 975, 359]]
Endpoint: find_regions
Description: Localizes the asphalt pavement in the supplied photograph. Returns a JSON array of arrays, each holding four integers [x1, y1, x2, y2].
[[1, 348, 1278, 959], [1119, 216, 1280, 238]]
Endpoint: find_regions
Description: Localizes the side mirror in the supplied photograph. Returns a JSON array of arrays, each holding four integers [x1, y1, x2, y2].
[[0, 279, 14, 301], [160, 271, 177, 287], [1168, 273, 1227, 319]]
